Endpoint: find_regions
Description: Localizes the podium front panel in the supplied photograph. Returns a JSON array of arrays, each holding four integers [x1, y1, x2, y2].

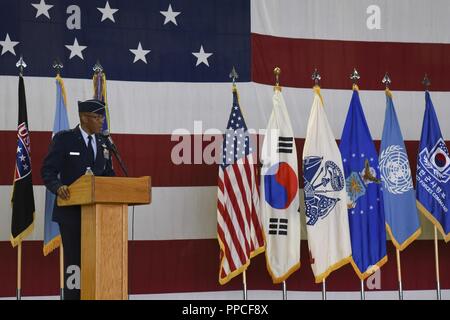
[[81, 203, 128, 300]]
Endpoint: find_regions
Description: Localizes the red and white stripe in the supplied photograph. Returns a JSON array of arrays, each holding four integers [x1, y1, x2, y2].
[[217, 154, 264, 284]]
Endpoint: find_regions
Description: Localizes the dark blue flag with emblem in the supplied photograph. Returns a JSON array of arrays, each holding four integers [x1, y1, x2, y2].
[[11, 75, 35, 247], [339, 86, 387, 279], [416, 92, 450, 242]]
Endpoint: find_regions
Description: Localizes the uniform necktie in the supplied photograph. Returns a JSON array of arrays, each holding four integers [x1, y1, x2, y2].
[[87, 135, 95, 166]]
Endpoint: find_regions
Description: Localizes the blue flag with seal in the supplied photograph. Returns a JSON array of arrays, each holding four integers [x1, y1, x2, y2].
[[380, 89, 421, 250], [339, 86, 387, 279], [43, 75, 70, 256], [416, 91, 450, 242]]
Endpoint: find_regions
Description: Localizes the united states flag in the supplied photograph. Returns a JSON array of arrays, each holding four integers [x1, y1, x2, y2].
[[217, 87, 264, 284]]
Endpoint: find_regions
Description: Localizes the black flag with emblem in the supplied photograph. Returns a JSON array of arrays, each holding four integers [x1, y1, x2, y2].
[[11, 75, 35, 247]]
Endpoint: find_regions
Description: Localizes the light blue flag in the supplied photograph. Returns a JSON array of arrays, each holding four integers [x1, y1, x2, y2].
[[43, 76, 70, 256], [339, 87, 387, 279], [380, 90, 421, 250], [416, 91, 450, 242]]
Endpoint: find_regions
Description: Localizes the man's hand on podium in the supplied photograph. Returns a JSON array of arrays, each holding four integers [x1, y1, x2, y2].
[[57, 185, 70, 200]]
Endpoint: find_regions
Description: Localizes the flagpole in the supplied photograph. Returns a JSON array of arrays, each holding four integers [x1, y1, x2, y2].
[[276, 65, 284, 298], [275, 68, 285, 302], [273, 67, 287, 300], [313, 70, 326, 303], [242, 270, 248, 300], [433, 226, 441, 300], [421, 74, 441, 301], [17, 243, 22, 300], [274, 67, 288, 302], [52, 58, 65, 301], [229, 66, 250, 301], [395, 249, 404, 300], [360, 280, 365, 300], [230, 67, 248, 302], [60, 244, 64, 300], [282, 281, 287, 300], [312, 69, 328, 302], [382, 74, 405, 301], [15, 56, 27, 301], [322, 279, 327, 300], [352, 68, 364, 302]]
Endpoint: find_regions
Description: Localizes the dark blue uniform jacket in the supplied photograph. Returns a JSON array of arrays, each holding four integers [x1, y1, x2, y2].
[[41, 125, 115, 223]]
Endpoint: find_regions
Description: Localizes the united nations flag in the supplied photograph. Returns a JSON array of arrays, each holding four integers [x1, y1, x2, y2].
[[380, 89, 421, 250], [416, 91, 450, 242]]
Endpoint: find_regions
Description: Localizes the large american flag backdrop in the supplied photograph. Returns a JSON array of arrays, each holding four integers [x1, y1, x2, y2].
[[0, 0, 450, 298]]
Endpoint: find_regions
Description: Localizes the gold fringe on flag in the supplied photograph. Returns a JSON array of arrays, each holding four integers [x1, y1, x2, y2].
[[56, 74, 68, 107], [43, 235, 62, 256], [350, 254, 388, 280], [10, 212, 35, 248]]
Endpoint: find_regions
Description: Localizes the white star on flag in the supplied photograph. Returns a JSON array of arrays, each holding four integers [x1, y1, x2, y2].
[[0, 34, 19, 56], [19, 155, 26, 162], [31, 0, 53, 19], [97, 1, 119, 23], [192, 45, 212, 67], [65, 38, 87, 60], [129, 42, 151, 64], [160, 4, 181, 26]]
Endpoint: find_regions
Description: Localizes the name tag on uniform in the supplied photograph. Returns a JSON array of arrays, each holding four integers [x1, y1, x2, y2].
[[69, 152, 80, 156]]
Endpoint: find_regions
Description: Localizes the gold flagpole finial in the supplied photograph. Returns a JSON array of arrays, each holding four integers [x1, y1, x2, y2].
[[229, 66, 239, 90], [52, 57, 64, 76], [382, 72, 391, 96], [382, 72, 391, 89], [274, 67, 281, 91], [382, 72, 392, 97], [312, 68, 323, 103], [350, 68, 360, 90], [93, 59, 103, 74], [312, 68, 321, 87], [422, 74, 431, 91]]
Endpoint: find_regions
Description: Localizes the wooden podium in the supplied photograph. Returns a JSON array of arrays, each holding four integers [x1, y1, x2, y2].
[[58, 175, 151, 300]]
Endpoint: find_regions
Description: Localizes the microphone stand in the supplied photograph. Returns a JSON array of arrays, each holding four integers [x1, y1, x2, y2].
[[103, 132, 129, 177], [110, 145, 129, 177]]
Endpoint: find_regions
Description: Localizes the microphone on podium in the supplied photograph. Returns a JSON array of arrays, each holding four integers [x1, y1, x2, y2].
[[102, 130, 129, 177]]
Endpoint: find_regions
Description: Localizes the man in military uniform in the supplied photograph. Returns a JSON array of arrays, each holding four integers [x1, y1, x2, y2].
[[41, 99, 115, 300]]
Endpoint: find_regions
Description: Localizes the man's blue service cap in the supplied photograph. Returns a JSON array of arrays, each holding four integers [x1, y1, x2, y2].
[[78, 99, 106, 115]]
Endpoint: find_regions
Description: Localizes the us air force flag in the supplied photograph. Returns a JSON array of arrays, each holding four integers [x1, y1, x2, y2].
[[260, 89, 300, 283], [303, 87, 352, 283], [339, 87, 387, 279], [380, 90, 421, 250], [416, 92, 450, 242]]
